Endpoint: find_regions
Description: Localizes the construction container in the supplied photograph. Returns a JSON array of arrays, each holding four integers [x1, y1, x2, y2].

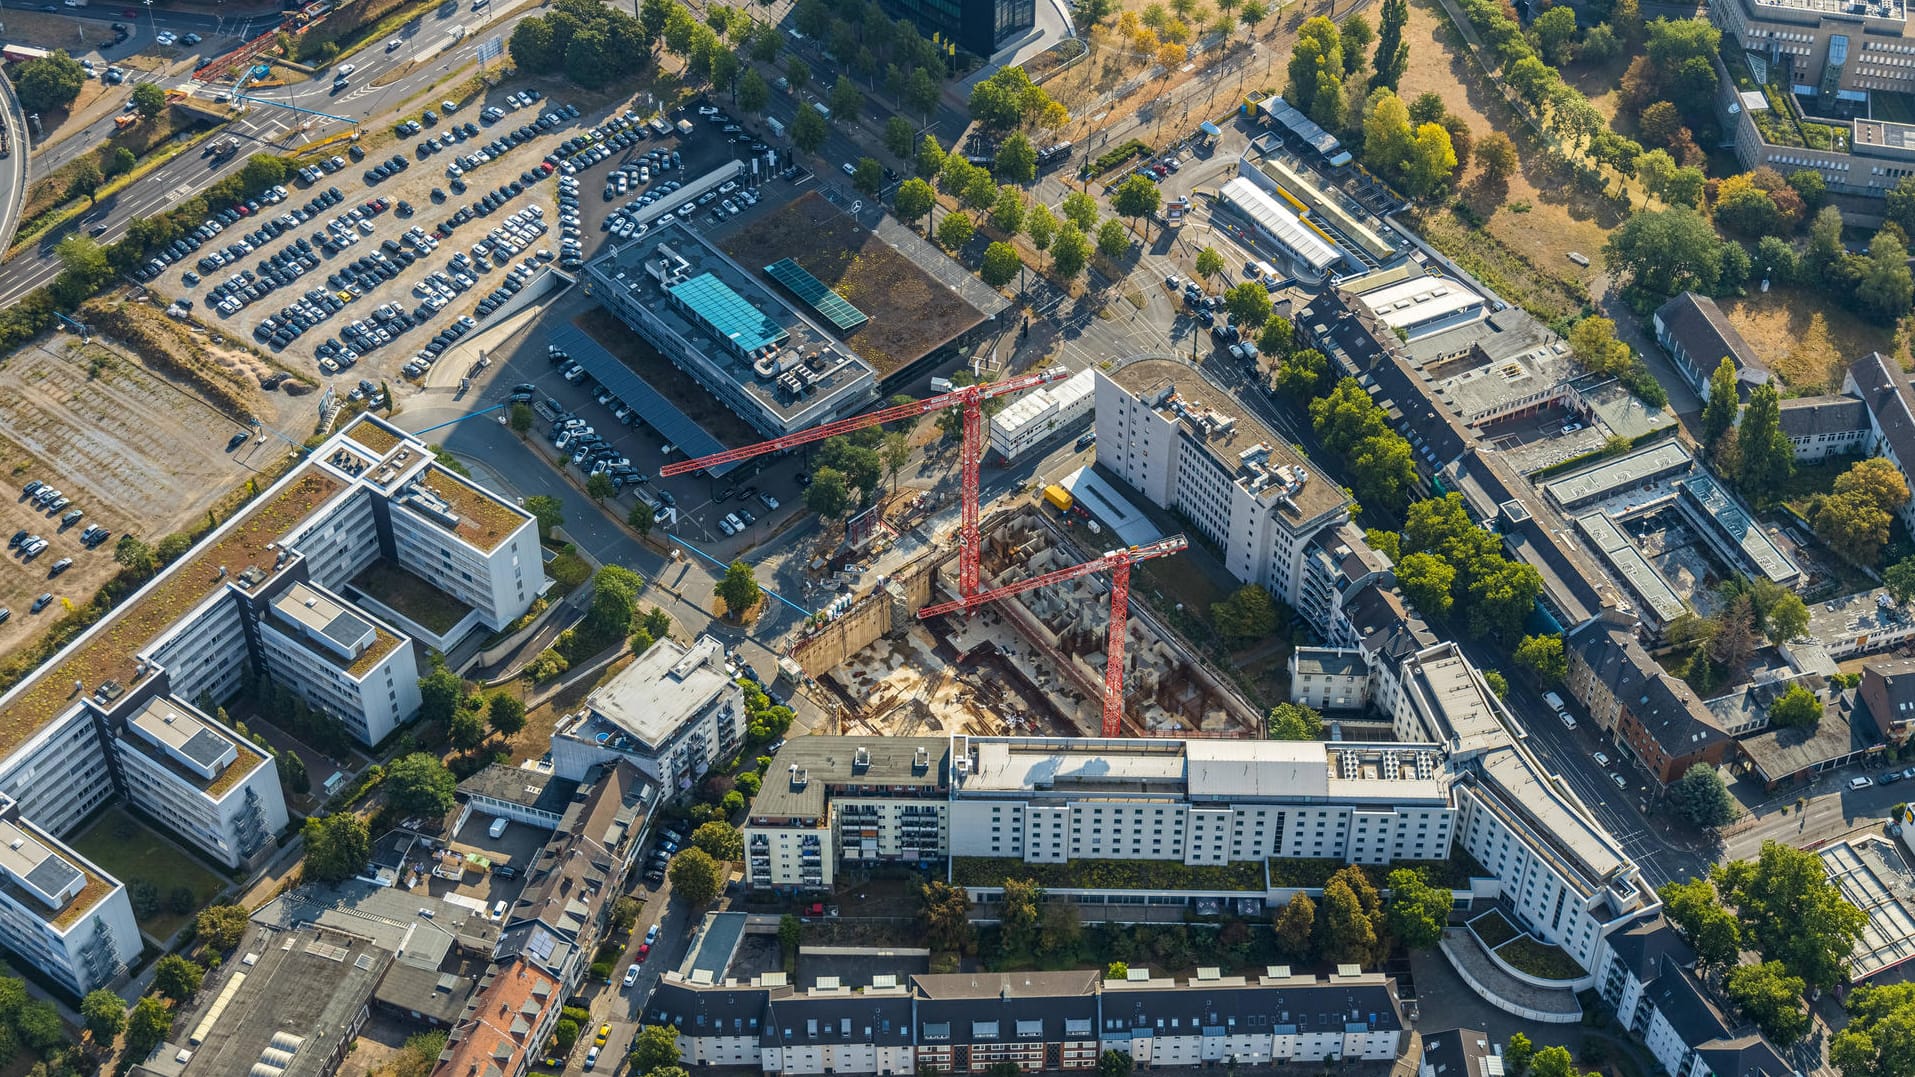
[[1043, 484, 1073, 512]]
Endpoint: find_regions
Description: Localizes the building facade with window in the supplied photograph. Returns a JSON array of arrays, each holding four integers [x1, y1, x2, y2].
[[879, 0, 1036, 58], [549, 635, 745, 790]]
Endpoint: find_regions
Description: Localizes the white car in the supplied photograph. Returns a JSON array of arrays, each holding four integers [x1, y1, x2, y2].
[[1592, 752, 1610, 767], [337, 63, 356, 76], [841, 161, 857, 176], [623, 963, 641, 988], [718, 516, 737, 536], [1559, 711, 1577, 730]]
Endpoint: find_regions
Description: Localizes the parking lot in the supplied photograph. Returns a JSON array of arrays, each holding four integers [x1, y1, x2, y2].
[[141, 89, 779, 395]]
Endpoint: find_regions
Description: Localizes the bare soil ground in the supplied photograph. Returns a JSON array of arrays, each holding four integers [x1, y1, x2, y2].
[[1718, 288, 1895, 391], [718, 192, 985, 376], [0, 337, 269, 660]]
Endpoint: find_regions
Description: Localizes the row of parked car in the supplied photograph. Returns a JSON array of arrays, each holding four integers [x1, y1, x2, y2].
[[135, 185, 298, 281]]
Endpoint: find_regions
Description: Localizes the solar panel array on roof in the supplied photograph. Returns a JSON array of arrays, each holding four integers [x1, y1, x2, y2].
[[764, 258, 868, 332], [667, 273, 789, 355]]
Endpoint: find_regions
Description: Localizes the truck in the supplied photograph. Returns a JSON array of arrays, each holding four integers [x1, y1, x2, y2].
[[113, 114, 140, 131], [209, 136, 241, 162], [810, 101, 830, 122], [1043, 484, 1073, 512], [675, 118, 694, 136], [765, 116, 784, 139]]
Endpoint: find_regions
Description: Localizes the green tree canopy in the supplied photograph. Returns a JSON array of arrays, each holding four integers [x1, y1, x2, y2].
[[303, 813, 371, 882], [668, 847, 726, 906], [1267, 702, 1325, 741], [628, 1024, 682, 1073], [1725, 960, 1811, 1045], [1833, 981, 1915, 1077], [1385, 868, 1452, 948], [1211, 584, 1278, 645], [1768, 684, 1822, 729], [716, 561, 761, 617], [1667, 765, 1737, 829], [385, 753, 458, 817], [1713, 841, 1868, 989], [1514, 634, 1568, 681], [153, 955, 204, 1000], [692, 821, 744, 861]]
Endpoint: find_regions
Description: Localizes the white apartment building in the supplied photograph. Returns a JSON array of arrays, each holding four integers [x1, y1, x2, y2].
[[0, 414, 543, 993], [550, 635, 745, 788], [744, 737, 950, 892], [949, 736, 1454, 868], [0, 798, 142, 997], [257, 582, 422, 746], [386, 466, 543, 631], [1094, 362, 1350, 612], [989, 367, 1095, 461], [1288, 648, 1371, 711], [113, 697, 289, 870]]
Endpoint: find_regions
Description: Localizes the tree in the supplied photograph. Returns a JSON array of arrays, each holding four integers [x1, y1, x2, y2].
[[1514, 634, 1568, 682], [1049, 223, 1091, 278], [1815, 491, 1896, 566], [126, 995, 174, 1060], [82, 988, 125, 1044], [989, 186, 1025, 235], [1340, 13, 1374, 74], [1223, 281, 1272, 329], [805, 467, 852, 518], [15, 52, 85, 113], [65, 157, 104, 206], [692, 820, 744, 861], [1317, 878, 1377, 964], [880, 432, 913, 493], [737, 69, 770, 115], [1395, 552, 1455, 615], [937, 211, 974, 251], [523, 494, 564, 538], [827, 76, 862, 123], [1484, 669, 1509, 698], [629, 1024, 682, 1073], [1271, 892, 1317, 959], [1726, 961, 1810, 1045], [668, 847, 725, 906], [1096, 219, 1130, 258], [1533, 6, 1579, 63], [197, 904, 249, 951], [979, 240, 1023, 290], [1834, 982, 1915, 1077], [131, 81, 168, 122], [582, 471, 613, 503], [1737, 383, 1794, 496], [1211, 584, 1277, 644], [1702, 357, 1740, 449], [894, 177, 936, 229], [1527, 1046, 1587, 1077], [1667, 765, 1736, 829], [1505, 1034, 1536, 1077], [1026, 204, 1057, 252], [280, 750, 311, 794], [1195, 246, 1226, 281], [1604, 206, 1744, 301], [115, 534, 158, 578], [918, 881, 975, 953], [1288, 16, 1344, 110], [996, 132, 1038, 184], [1364, 89, 1414, 174], [484, 692, 526, 740], [418, 661, 467, 728], [1385, 868, 1452, 948], [1061, 190, 1100, 231], [716, 560, 761, 616], [1767, 683, 1822, 729], [1371, 0, 1409, 89], [1111, 173, 1161, 235], [792, 105, 827, 154], [885, 116, 917, 160], [1267, 702, 1325, 741], [302, 813, 370, 882], [153, 955, 204, 1000], [1714, 840, 1869, 989], [1476, 131, 1517, 184], [851, 156, 884, 196], [916, 135, 947, 180], [386, 753, 457, 817], [1888, 557, 1915, 606], [1097, 1049, 1134, 1077], [999, 878, 1044, 954]]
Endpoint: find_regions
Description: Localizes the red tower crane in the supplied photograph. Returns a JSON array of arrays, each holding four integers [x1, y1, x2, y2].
[[917, 535, 1188, 737], [659, 370, 1070, 600]]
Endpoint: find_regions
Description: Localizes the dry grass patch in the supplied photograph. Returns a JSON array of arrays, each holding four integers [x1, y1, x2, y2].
[[1717, 289, 1895, 392]]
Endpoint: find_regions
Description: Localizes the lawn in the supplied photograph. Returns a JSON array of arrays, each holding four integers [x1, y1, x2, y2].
[[1469, 908, 1521, 948], [1495, 935, 1583, 981], [353, 558, 472, 635], [718, 193, 986, 377], [1716, 288, 1895, 393], [70, 805, 228, 942]]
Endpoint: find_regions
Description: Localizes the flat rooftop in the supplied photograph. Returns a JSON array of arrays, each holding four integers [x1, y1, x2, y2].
[[586, 225, 876, 427], [1575, 513, 1687, 624], [1820, 838, 1915, 981], [752, 736, 949, 821], [1675, 474, 1799, 584], [577, 636, 730, 751], [269, 583, 403, 680], [1109, 359, 1348, 523], [1751, 0, 1905, 20], [123, 696, 267, 798], [1470, 745, 1629, 896], [395, 464, 531, 555], [1405, 646, 1506, 757], [1355, 276, 1485, 332], [1857, 118, 1915, 150], [954, 736, 1447, 802], [1543, 441, 1695, 511]]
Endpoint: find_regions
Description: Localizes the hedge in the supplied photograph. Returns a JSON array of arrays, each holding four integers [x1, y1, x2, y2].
[[1090, 139, 1151, 175], [1266, 851, 1488, 891]]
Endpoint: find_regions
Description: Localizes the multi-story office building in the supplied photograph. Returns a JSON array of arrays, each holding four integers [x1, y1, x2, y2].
[[744, 737, 950, 893], [113, 697, 288, 870], [549, 635, 744, 788], [880, 0, 1036, 58], [0, 414, 542, 993], [949, 735, 1454, 868], [647, 967, 1409, 1073], [1714, 0, 1915, 103], [0, 798, 141, 998], [1094, 362, 1351, 612]]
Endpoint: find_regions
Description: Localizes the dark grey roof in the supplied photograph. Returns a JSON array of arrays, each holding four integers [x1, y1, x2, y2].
[[456, 764, 580, 819], [1344, 581, 1436, 660], [754, 736, 949, 820], [765, 991, 915, 1047], [1604, 917, 1695, 981], [647, 980, 770, 1040], [1689, 1036, 1795, 1077], [1851, 352, 1915, 471], [1100, 977, 1404, 1037], [23, 856, 80, 900], [1644, 953, 1731, 1044], [1859, 657, 1915, 741], [1778, 396, 1869, 440], [1565, 617, 1726, 772], [373, 951, 485, 1026], [1655, 293, 1764, 382], [369, 829, 418, 872], [913, 971, 1099, 1044], [1418, 1027, 1494, 1077]]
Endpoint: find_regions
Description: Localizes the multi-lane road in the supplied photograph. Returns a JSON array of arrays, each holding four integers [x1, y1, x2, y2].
[[0, 0, 527, 303]]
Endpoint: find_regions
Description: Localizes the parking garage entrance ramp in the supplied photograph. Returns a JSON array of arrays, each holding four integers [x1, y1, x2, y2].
[[547, 324, 739, 477]]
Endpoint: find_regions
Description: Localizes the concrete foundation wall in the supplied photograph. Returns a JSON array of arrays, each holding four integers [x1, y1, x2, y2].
[[790, 562, 935, 677]]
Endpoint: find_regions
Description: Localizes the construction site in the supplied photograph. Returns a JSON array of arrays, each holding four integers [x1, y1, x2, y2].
[[791, 503, 1263, 743]]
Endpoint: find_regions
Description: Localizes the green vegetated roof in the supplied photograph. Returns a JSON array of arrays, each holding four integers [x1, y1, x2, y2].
[[764, 258, 868, 332]]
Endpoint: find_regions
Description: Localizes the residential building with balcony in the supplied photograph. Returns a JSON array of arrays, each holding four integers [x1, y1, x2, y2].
[[113, 696, 287, 870], [432, 959, 563, 1077], [0, 798, 140, 998], [743, 737, 950, 893], [1595, 919, 1792, 1077], [257, 582, 421, 747], [1565, 613, 1733, 785], [549, 635, 744, 790]]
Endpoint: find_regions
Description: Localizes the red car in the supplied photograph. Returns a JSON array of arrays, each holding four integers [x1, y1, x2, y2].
[[121, 7, 136, 14], [635, 943, 650, 962]]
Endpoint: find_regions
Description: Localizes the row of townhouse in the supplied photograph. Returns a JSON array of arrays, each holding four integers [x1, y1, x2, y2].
[[0, 413, 545, 995], [647, 967, 1408, 1074]]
